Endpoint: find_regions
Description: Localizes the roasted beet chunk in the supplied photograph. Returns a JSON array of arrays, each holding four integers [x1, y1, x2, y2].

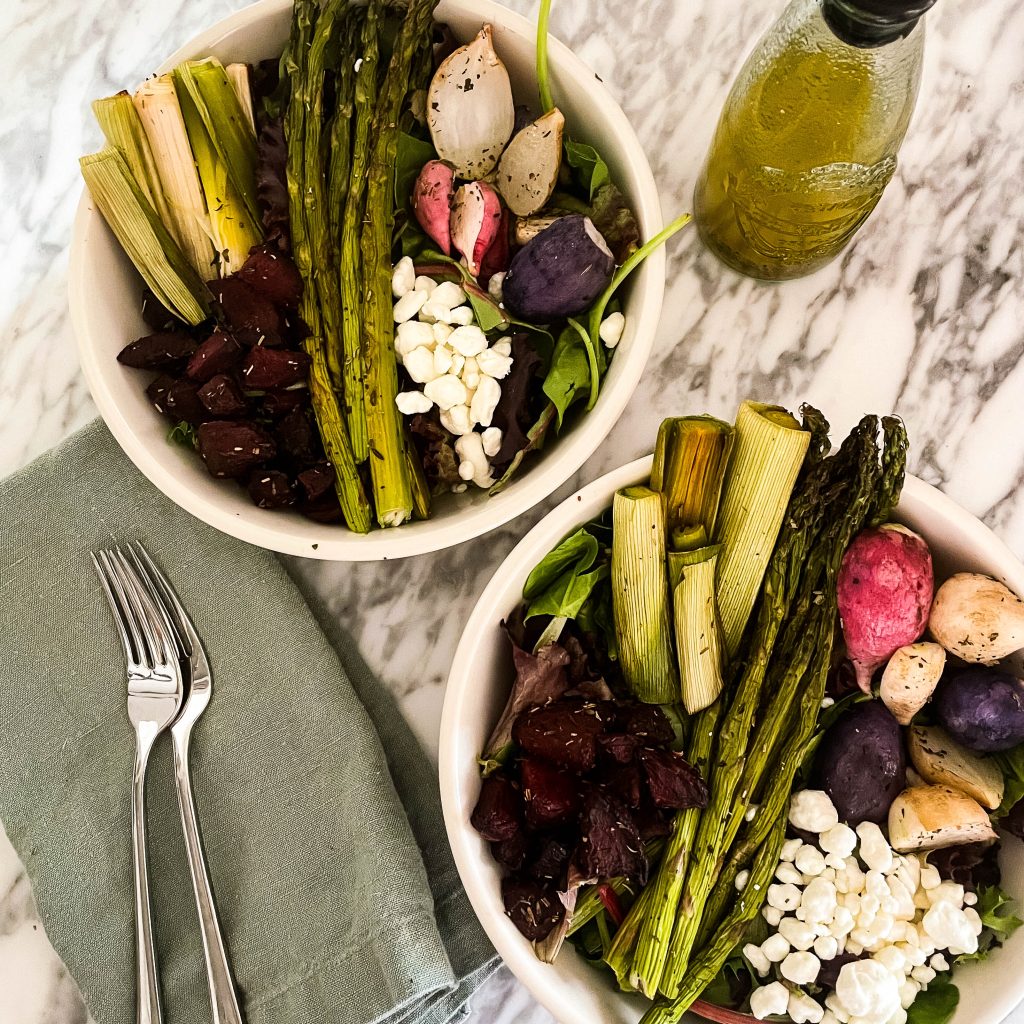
[[187, 330, 242, 382], [512, 699, 606, 773], [491, 832, 529, 871], [140, 288, 183, 331], [262, 387, 308, 418], [529, 837, 572, 883], [164, 380, 207, 424], [197, 421, 276, 478], [197, 374, 248, 417], [300, 492, 344, 523], [146, 375, 176, 415], [470, 775, 523, 842], [598, 733, 640, 765], [118, 331, 197, 371], [501, 877, 564, 942], [633, 800, 673, 841], [603, 762, 643, 808], [247, 469, 297, 509], [208, 276, 282, 346], [520, 758, 579, 829], [236, 244, 304, 309], [577, 789, 646, 882], [298, 461, 336, 501], [639, 749, 709, 810], [277, 405, 319, 466], [612, 703, 675, 746], [241, 347, 310, 389]]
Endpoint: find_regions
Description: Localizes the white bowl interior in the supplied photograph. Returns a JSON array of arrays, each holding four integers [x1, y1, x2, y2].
[[440, 462, 1024, 1024], [69, 0, 665, 560]]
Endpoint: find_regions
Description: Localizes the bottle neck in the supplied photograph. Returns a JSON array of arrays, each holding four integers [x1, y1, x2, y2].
[[822, 0, 926, 47]]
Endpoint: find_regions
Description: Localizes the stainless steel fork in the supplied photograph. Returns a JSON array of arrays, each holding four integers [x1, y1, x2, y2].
[[93, 548, 185, 1024], [130, 544, 245, 1024]]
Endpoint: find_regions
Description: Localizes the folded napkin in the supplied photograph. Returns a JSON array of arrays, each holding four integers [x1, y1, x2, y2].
[[0, 421, 497, 1024]]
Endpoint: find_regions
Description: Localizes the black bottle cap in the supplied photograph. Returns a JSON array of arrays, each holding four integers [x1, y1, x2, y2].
[[823, 0, 938, 47]]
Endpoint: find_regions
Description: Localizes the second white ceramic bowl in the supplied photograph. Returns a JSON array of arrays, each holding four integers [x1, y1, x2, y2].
[[440, 457, 1024, 1024], [69, 0, 665, 560]]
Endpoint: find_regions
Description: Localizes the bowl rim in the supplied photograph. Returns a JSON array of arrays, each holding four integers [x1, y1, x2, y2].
[[67, 0, 666, 561], [439, 456, 1024, 1024]]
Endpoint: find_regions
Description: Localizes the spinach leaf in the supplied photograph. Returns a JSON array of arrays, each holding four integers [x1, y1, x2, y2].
[[465, 284, 508, 333], [543, 324, 592, 428], [578, 582, 617, 661], [565, 139, 610, 200], [995, 745, 1024, 815], [523, 527, 609, 621], [907, 976, 959, 1024], [524, 528, 599, 599], [394, 131, 435, 208]]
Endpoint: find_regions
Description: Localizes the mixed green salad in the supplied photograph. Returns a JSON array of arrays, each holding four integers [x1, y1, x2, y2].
[[472, 402, 1024, 1024], [80, 0, 687, 531]]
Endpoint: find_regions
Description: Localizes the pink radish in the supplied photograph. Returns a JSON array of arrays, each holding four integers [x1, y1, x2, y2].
[[837, 524, 934, 693], [412, 159, 456, 255], [450, 181, 503, 278]]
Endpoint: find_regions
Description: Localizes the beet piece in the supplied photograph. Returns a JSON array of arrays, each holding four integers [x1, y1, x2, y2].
[[197, 374, 248, 417], [529, 837, 572, 883], [118, 331, 198, 371], [187, 330, 243, 382], [633, 800, 673, 841], [512, 699, 606, 773], [603, 762, 643, 808], [520, 757, 579, 829], [613, 703, 675, 746], [140, 287, 183, 331], [300, 492, 344, 523], [236, 244, 304, 309], [208, 276, 283, 346], [501, 876, 564, 942], [197, 420, 277, 478], [165, 379, 207, 424], [247, 469, 297, 509], [599, 733, 641, 765], [298, 462, 336, 501], [261, 387, 309, 417], [470, 775, 523, 842], [639, 749, 710, 810], [577, 789, 646, 882], [241, 347, 311, 389], [491, 833, 529, 871], [146, 375, 176, 416], [276, 406, 319, 466]]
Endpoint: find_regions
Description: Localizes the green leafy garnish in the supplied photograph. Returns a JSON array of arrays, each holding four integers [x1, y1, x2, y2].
[[542, 324, 592, 427], [167, 421, 198, 448], [565, 139, 610, 200], [907, 975, 959, 1024], [523, 526, 609, 621], [995, 745, 1024, 815], [976, 884, 1024, 943]]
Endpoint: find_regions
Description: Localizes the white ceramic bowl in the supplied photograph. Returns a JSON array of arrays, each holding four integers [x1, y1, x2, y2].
[[440, 457, 1024, 1024], [68, 0, 665, 561]]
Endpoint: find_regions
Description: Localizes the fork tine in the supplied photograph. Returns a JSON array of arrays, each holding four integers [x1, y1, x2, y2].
[[131, 542, 199, 659], [92, 552, 135, 663], [108, 549, 174, 668], [126, 545, 189, 662], [99, 549, 148, 664]]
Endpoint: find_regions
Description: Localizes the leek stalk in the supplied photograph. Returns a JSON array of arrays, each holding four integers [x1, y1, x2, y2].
[[611, 486, 677, 704], [225, 63, 255, 132], [671, 546, 725, 713], [714, 401, 810, 655], [79, 147, 210, 326]]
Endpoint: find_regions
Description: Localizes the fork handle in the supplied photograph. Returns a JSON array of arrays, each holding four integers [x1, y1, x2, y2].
[[172, 726, 245, 1024], [132, 724, 162, 1024]]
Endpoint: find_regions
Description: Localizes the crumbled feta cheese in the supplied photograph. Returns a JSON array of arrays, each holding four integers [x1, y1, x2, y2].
[[929, 881, 965, 907], [743, 941, 770, 976], [391, 257, 415, 298], [779, 917, 817, 950], [395, 391, 433, 415], [763, 906, 783, 927], [420, 299, 454, 324], [470, 375, 501, 427], [751, 981, 790, 1020], [910, 965, 936, 986], [814, 934, 839, 960], [856, 823, 893, 874], [963, 892, 978, 907], [820, 824, 857, 859], [922, 900, 980, 956], [928, 953, 948, 972], [899, 979, 920, 1010], [448, 325, 488, 357], [768, 883, 802, 912], [776, 863, 804, 886], [780, 838, 804, 863], [487, 271, 505, 302], [455, 432, 493, 488], [761, 932, 791, 962], [448, 305, 475, 326], [476, 348, 514, 379], [599, 311, 626, 348], [480, 426, 503, 457], [783, 951, 820, 986], [919, 865, 942, 890], [396, 319, 436, 358], [836, 960, 901, 1020], [440, 404, 473, 436], [431, 280, 467, 310], [424, 374, 467, 411], [802, 877, 839, 924], [873, 945, 906, 975], [789, 990, 825, 1024], [405, 346, 440, 384], [735, 869, 750, 891], [796, 845, 827, 878], [432, 322, 454, 345], [414, 274, 438, 294], [790, 791, 839, 834], [433, 345, 454, 376], [393, 288, 429, 323]]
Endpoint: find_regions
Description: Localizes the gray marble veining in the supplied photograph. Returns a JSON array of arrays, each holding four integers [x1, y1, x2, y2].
[[1, 0, 1024, 1020]]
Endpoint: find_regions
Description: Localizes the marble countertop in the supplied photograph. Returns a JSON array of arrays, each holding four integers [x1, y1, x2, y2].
[[3, 0, 1024, 1020]]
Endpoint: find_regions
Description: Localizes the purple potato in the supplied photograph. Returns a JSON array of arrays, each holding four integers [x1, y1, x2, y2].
[[935, 668, 1024, 752]]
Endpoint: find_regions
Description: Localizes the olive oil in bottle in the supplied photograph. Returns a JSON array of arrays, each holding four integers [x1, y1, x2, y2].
[[695, 0, 937, 280]]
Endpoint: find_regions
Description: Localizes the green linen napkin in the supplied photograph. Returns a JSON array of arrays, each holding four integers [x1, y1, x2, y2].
[[0, 421, 497, 1024]]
